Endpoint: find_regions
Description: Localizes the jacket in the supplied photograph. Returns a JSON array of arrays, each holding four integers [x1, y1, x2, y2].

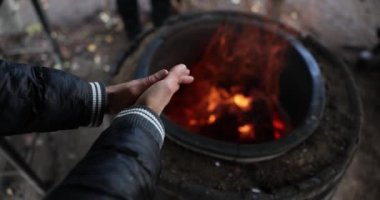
[[0, 59, 164, 199]]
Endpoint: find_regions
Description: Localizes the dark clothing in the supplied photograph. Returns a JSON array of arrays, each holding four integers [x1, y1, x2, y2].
[[117, 0, 141, 39], [0, 60, 105, 133], [46, 106, 164, 200], [0, 59, 164, 200], [150, 0, 171, 27], [116, 0, 171, 39]]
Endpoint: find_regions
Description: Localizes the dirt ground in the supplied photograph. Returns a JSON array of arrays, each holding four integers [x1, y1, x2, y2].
[[0, 0, 379, 199]]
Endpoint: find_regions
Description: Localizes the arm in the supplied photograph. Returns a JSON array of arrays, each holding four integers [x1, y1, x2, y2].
[[45, 106, 164, 200], [0, 59, 106, 135], [45, 64, 194, 200], [0, 59, 168, 135]]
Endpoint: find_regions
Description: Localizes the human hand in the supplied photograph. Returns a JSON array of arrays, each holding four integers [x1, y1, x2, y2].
[[106, 69, 169, 114], [135, 64, 194, 115]]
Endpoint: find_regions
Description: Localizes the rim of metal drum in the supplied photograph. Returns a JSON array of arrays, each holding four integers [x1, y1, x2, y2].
[[135, 11, 326, 162]]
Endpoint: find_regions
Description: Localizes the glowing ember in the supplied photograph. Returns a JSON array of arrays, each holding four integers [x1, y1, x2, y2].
[[165, 24, 292, 144], [238, 124, 255, 140], [233, 94, 252, 111], [273, 118, 285, 130], [208, 115, 217, 124], [189, 119, 197, 126]]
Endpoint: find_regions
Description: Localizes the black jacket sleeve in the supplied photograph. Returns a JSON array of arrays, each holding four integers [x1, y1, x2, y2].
[[1, 59, 164, 199], [45, 106, 165, 200], [0, 59, 106, 135]]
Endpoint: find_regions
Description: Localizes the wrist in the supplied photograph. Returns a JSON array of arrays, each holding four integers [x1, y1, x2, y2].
[[87, 82, 107, 126], [105, 86, 113, 114], [115, 105, 165, 148]]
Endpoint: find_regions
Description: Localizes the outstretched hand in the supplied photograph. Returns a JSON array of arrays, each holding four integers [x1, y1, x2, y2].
[[106, 69, 169, 114], [135, 64, 194, 115]]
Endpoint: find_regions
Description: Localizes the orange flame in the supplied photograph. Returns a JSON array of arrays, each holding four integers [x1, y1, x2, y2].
[[166, 24, 292, 144], [208, 115, 217, 124], [233, 94, 252, 111], [238, 124, 255, 140]]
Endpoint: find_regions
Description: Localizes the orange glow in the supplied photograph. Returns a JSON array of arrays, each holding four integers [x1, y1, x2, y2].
[[189, 119, 197, 126], [238, 124, 255, 140], [208, 115, 217, 124], [165, 24, 292, 144], [233, 94, 252, 110], [206, 87, 229, 112]]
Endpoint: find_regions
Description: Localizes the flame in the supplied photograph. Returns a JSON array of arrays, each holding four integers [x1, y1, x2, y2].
[[233, 94, 252, 111], [165, 23, 292, 144], [238, 124, 255, 140], [207, 87, 229, 112], [208, 115, 217, 124]]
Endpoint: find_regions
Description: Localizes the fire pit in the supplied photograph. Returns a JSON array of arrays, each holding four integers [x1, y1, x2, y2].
[[135, 12, 325, 161], [115, 11, 361, 200]]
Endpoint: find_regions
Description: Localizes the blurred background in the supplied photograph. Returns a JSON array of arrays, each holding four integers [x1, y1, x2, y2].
[[0, 0, 379, 199]]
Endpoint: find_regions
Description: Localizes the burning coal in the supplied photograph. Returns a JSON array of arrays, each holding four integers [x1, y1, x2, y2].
[[165, 24, 292, 144]]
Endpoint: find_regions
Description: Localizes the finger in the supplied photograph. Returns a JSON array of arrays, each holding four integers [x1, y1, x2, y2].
[[170, 63, 187, 73], [167, 64, 190, 79], [180, 76, 194, 84], [155, 69, 169, 80], [143, 69, 169, 86]]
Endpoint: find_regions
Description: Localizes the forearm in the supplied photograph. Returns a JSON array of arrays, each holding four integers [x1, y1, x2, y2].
[[45, 106, 164, 200], [0, 59, 106, 135], [45, 64, 193, 199]]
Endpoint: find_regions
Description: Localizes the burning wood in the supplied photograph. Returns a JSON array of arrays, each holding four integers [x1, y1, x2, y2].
[[166, 24, 292, 144]]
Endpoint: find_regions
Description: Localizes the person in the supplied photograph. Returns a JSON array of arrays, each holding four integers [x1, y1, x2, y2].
[[0, 59, 194, 199], [116, 0, 171, 39]]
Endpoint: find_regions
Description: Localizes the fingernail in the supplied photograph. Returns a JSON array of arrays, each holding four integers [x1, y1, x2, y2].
[[179, 64, 187, 69]]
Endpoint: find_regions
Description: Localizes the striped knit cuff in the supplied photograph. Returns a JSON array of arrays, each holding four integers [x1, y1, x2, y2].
[[87, 82, 106, 127], [115, 106, 165, 148]]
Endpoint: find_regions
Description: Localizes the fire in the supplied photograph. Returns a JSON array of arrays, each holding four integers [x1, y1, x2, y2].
[[233, 94, 252, 111], [208, 115, 217, 124], [165, 23, 292, 144], [238, 124, 255, 140], [189, 119, 197, 126], [273, 118, 285, 130]]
